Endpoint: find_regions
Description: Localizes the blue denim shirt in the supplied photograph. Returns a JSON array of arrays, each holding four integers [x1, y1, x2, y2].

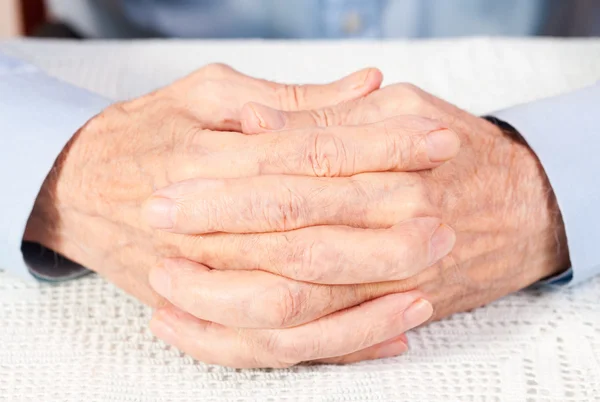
[[118, 0, 547, 38]]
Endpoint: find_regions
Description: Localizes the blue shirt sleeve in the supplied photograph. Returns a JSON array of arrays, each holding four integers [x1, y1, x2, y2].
[[494, 83, 600, 286], [0, 52, 111, 280]]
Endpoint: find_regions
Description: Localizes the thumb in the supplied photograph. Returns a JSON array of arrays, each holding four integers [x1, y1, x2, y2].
[[174, 64, 382, 132], [267, 67, 383, 111], [240, 101, 352, 134], [240, 70, 383, 134]]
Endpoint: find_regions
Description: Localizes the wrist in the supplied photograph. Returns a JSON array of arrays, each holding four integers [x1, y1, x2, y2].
[[488, 117, 570, 281], [23, 156, 68, 257], [23, 119, 93, 265]]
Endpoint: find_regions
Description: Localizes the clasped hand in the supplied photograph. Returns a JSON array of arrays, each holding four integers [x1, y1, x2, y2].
[[28, 64, 567, 368]]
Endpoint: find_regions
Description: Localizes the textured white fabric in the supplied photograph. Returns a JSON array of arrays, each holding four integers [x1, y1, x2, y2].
[[1, 38, 599, 402]]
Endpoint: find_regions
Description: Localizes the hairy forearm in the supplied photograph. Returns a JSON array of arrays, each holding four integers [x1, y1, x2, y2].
[[493, 117, 570, 280]]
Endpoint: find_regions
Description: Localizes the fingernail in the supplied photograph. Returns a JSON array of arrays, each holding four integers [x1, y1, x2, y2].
[[143, 197, 175, 229], [403, 298, 433, 329], [429, 224, 456, 265], [250, 104, 285, 130], [377, 340, 409, 359], [149, 266, 172, 299], [426, 129, 460, 162]]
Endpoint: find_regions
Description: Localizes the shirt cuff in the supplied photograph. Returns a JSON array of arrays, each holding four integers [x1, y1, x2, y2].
[[492, 83, 600, 286], [0, 53, 111, 281]]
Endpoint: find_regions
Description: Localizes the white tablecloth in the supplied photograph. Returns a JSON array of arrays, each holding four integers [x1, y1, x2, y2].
[[1, 38, 599, 402]]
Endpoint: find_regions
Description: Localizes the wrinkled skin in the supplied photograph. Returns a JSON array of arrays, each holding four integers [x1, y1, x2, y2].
[[23, 63, 387, 306], [282, 84, 570, 319], [145, 83, 570, 367], [25, 65, 452, 365]]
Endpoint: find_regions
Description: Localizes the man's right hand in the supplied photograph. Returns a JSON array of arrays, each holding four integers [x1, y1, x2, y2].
[[142, 83, 568, 368], [22, 64, 386, 306]]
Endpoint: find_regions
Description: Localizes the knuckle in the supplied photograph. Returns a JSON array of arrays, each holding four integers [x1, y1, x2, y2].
[[263, 331, 281, 355], [385, 175, 435, 224], [263, 234, 294, 276], [275, 84, 308, 110], [397, 82, 425, 98], [304, 131, 347, 177], [411, 177, 436, 215], [299, 239, 345, 283], [283, 237, 337, 283], [295, 239, 323, 282], [235, 331, 266, 368], [395, 83, 426, 113], [177, 125, 212, 158], [397, 82, 422, 93], [270, 234, 336, 283], [271, 283, 307, 328], [248, 281, 308, 329], [261, 333, 301, 367], [398, 176, 435, 218], [198, 63, 234, 79], [381, 122, 413, 170], [361, 84, 430, 120], [308, 107, 341, 127], [358, 103, 387, 124], [261, 184, 306, 231], [350, 283, 379, 304], [347, 177, 376, 223], [280, 187, 305, 229], [180, 119, 205, 139]]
